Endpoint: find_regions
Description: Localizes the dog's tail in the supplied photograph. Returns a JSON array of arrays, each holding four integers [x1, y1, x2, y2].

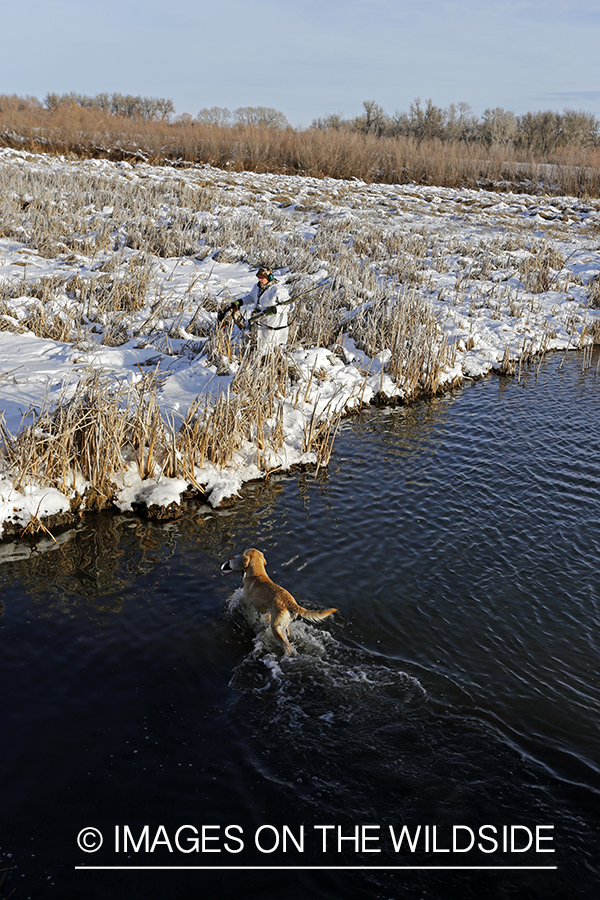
[[295, 605, 337, 622]]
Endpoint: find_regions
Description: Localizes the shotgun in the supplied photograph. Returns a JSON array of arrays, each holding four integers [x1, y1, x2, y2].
[[245, 279, 331, 328]]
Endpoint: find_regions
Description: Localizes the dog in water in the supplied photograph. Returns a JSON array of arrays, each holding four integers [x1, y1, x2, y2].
[[221, 548, 337, 655]]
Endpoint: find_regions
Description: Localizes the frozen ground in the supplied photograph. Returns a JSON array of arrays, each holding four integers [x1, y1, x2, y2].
[[1, 148, 599, 536]]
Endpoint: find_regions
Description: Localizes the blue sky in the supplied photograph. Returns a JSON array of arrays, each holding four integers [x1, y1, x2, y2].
[[2, 1, 599, 125]]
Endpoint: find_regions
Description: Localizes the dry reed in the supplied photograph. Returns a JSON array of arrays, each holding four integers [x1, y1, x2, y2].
[[0, 347, 338, 506], [2, 102, 600, 196], [1, 148, 598, 519]]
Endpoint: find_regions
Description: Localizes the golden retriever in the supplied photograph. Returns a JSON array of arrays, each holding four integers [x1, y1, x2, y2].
[[221, 548, 337, 655]]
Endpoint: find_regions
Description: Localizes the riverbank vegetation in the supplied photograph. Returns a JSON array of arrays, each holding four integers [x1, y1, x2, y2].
[[0, 145, 599, 534], [1, 93, 600, 197]]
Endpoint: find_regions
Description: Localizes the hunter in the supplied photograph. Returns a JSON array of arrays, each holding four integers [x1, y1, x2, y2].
[[218, 266, 292, 348]]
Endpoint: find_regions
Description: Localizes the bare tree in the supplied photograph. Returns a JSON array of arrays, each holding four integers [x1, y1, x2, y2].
[[43, 91, 174, 121], [408, 98, 445, 140], [516, 110, 561, 153], [0, 94, 42, 112], [481, 107, 517, 147], [559, 109, 599, 148], [233, 106, 289, 129], [197, 106, 233, 127], [359, 100, 388, 136], [445, 102, 479, 142], [311, 112, 348, 130]]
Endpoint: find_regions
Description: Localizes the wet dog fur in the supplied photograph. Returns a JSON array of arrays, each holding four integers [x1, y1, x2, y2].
[[221, 548, 337, 654]]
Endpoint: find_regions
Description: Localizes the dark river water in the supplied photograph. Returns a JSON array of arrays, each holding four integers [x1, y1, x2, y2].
[[1, 352, 599, 900]]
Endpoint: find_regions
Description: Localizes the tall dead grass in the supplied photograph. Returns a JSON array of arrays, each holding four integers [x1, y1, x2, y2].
[[0, 348, 339, 506], [348, 289, 451, 396], [2, 102, 600, 196], [0, 372, 133, 500]]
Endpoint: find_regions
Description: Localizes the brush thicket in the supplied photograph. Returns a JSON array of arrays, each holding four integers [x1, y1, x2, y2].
[[0, 371, 131, 500], [0, 346, 335, 503]]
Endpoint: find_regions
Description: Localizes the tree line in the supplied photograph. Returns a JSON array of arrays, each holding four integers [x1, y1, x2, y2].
[[0, 92, 175, 121], [0, 93, 286, 129], [2, 92, 599, 153], [195, 99, 600, 153], [313, 99, 600, 154], [196, 98, 600, 154]]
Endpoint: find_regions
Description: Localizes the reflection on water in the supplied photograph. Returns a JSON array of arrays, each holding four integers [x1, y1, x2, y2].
[[1, 351, 600, 900]]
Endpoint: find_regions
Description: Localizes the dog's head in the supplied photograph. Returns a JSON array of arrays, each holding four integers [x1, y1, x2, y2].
[[220, 547, 266, 575]]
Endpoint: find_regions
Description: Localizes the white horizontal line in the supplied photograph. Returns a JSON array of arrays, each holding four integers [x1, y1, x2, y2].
[[75, 865, 558, 871]]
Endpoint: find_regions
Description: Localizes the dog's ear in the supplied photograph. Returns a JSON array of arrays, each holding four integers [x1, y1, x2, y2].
[[249, 548, 265, 567]]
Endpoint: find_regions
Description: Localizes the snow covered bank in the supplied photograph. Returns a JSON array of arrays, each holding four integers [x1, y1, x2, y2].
[[1, 149, 599, 537]]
